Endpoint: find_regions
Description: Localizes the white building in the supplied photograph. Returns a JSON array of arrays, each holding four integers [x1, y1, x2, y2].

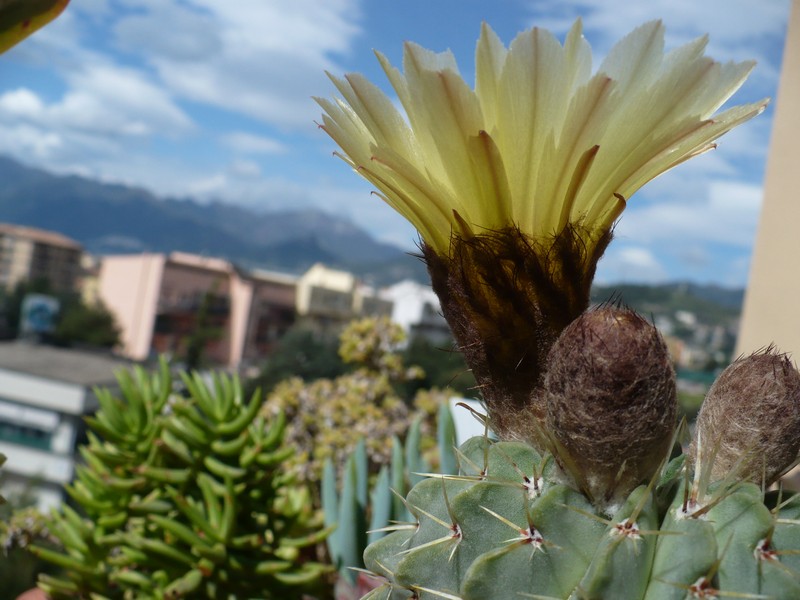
[[296, 264, 393, 333], [0, 342, 131, 510], [381, 280, 451, 345]]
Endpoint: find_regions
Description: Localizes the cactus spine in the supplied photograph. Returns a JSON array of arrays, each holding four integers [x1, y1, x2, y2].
[[323, 403, 458, 586], [317, 15, 783, 600]]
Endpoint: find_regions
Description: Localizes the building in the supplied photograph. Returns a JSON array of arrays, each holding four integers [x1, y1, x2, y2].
[[98, 252, 297, 369], [0, 223, 83, 292], [737, 0, 800, 357], [0, 342, 131, 510], [381, 279, 452, 344], [295, 263, 393, 333], [240, 268, 298, 363]]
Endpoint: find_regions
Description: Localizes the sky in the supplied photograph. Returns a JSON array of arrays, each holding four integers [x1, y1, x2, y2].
[[0, 0, 793, 287]]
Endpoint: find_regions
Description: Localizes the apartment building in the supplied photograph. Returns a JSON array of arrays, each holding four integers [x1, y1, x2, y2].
[[0, 342, 130, 510], [0, 223, 83, 292], [295, 263, 393, 333], [98, 252, 297, 369]]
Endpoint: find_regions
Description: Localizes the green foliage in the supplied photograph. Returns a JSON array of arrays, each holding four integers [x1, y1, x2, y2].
[[55, 299, 121, 348], [400, 337, 476, 398], [0, 504, 62, 599], [322, 406, 458, 588], [0, 279, 121, 348], [249, 326, 346, 395], [337, 316, 409, 376], [591, 283, 742, 326], [677, 389, 705, 421], [264, 317, 452, 483], [183, 288, 223, 371], [31, 360, 330, 599], [362, 436, 800, 599]]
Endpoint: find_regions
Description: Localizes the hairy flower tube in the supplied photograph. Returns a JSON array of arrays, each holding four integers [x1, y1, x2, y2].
[[317, 20, 766, 441]]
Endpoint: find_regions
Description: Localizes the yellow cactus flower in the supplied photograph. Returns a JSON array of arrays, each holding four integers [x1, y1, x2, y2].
[[317, 19, 765, 257], [317, 20, 767, 442]]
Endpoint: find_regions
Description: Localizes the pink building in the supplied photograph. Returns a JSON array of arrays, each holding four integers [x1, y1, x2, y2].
[[98, 252, 296, 368]]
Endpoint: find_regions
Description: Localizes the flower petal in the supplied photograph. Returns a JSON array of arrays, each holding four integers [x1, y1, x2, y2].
[[318, 19, 765, 256]]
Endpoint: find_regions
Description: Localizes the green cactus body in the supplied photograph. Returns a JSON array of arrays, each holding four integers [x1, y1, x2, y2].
[[322, 405, 458, 587], [362, 436, 800, 600]]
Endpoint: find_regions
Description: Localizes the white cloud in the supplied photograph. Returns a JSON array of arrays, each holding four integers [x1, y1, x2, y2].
[[527, 0, 790, 52], [114, 3, 223, 61], [228, 159, 262, 179], [615, 180, 763, 248], [112, 0, 363, 129], [525, 0, 789, 104], [0, 123, 63, 158], [596, 245, 668, 283], [223, 132, 287, 155], [0, 89, 45, 118], [50, 63, 193, 136], [188, 173, 227, 197]]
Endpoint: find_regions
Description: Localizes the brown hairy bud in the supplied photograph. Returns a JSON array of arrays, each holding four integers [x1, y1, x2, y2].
[[423, 225, 611, 443], [690, 349, 800, 487], [544, 305, 676, 510]]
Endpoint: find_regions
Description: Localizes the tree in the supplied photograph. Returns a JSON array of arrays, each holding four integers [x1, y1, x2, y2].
[[0, 279, 121, 349], [401, 336, 476, 398], [182, 289, 223, 371], [54, 300, 120, 348], [246, 326, 345, 396]]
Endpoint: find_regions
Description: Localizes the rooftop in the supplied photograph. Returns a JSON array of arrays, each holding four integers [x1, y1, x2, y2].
[[168, 251, 234, 274], [0, 223, 82, 250], [0, 342, 132, 386]]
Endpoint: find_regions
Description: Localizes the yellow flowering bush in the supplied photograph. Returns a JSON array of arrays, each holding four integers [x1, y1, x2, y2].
[[265, 317, 446, 482]]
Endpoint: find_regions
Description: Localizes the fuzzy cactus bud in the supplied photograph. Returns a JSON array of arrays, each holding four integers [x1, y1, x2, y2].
[[544, 305, 676, 510], [690, 349, 800, 487]]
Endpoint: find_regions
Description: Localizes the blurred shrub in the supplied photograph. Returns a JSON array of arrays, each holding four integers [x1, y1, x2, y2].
[[265, 317, 455, 483], [0, 492, 62, 598], [247, 326, 346, 395]]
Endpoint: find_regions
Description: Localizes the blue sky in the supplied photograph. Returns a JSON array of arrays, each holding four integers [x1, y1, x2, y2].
[[0, 0, 792, 286]]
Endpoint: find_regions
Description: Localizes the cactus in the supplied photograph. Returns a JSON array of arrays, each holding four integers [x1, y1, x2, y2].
[[323, 403, 458, 588], [316, 15, 785, 600], [30, 360, 331, 599], [361, 310, 800, 599]]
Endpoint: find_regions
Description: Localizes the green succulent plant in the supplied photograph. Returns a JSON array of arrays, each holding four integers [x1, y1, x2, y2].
[[322, 402, 458, 590], [30, 360, 331, 599]]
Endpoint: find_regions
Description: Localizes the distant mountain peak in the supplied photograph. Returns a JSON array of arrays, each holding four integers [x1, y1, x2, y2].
[[0, 155, 426, 282]]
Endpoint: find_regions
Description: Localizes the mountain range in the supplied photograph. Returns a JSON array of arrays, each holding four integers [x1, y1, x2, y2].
[[0, 156, 427, 284], [0, 156, 746, 316]]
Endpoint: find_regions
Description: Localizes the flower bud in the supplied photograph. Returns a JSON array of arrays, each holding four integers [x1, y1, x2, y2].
[[545, 305, 676, 509], [690, 349, 800, 486]]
